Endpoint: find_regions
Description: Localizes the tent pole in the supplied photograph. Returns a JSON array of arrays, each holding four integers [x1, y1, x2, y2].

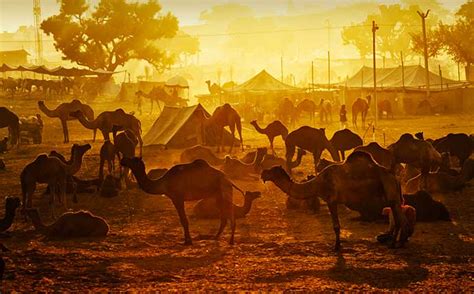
[[401, 51, 405, 91], [372, 20, 379, 129]]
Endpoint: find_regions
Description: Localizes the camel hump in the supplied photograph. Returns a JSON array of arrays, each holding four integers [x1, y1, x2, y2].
[[35, 153, 49, 162], [399, 133, 415, 142], [345, 150, 376, 164], [190, 159, 211, 167]]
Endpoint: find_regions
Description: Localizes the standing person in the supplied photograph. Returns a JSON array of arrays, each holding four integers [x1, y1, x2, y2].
[[339, 104, 347, 130]]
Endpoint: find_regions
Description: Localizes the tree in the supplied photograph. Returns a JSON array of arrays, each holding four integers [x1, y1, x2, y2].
[[199, 3, 254, 25], [157, 31, 200, 66], [436, 1, 474, 79], [410, 28, 443, 58], [41, 0, 178, 72]]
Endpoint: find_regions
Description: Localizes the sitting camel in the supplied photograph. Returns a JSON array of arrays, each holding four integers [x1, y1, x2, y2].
[[38, 100, 94, 143], [250, 120, 288, 155], [0, 197, 21, 233], [403, 191, 450, 221], [221, 147, 267, 179], [260, 148, 306, 172], [26, 209, 109, 238], [404, 171, 466, 194], [262, 151, 406, 250], [285, 126, 340, 174], [180, 145, 225, 166], [354, 142, 394, 169], [329, 129, 363, 160], [71, 109, 143, 156], [351, 95, 371, 128], [0, 107, 20, 147], [121, 157, 253, 245], [432, 133, 472, 166], [203, 103, 243, 153], [193, 191, 261, 219]]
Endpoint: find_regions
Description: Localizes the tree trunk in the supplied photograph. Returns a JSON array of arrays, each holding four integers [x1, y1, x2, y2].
[[466, 63, 473, 82]]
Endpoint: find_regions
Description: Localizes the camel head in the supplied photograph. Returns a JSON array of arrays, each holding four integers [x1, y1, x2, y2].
[[205, 80, 211, 85], [415, 132, 424, 140], [69, 110, 84, 118], [249, 120, 257, 125], [72, 143, 92, 156], [5, 196, 21, 212], [120, 157, 145, 173], [135, 90, 143, 96], [37, 100, 45, 107], [244, 191, 261, 202], [261, 166, 290, 183]]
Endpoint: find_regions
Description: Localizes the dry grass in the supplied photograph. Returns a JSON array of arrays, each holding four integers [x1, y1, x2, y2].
[[0, 96, 472, 291]]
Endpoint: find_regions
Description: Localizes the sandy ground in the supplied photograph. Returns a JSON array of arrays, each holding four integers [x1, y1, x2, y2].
[[0, 95, 473, 291]]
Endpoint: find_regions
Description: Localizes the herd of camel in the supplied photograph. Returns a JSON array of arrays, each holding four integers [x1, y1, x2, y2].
[[0, 98, 472, 275]]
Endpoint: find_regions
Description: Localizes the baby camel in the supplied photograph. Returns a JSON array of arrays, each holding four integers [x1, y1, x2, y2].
[[26, 208, 109, 238], [121, 157, 250, 245], [262, 151, 406, 250], [250, 120, 288, 154], [193, 191, 261, 219]]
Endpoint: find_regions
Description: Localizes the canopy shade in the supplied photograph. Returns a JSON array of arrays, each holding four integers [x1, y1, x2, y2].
[[231, 70, 300, 92], [0, 64, 116, 76], [344, 65, 468, 90]]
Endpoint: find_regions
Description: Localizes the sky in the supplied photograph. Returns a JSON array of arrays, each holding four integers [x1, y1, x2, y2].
[[0, 0, 467, 33]]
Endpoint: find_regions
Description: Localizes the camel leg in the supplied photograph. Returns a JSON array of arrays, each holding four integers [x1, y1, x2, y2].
[[285, 143, 296, 174], [341, 150, 345, 161], [328, 202, 341, 251], [93, 129, 97, 142], [61, 119, 68, 143], [22, 181, 36, 219], [269, 136, 275, 155], [172, 199, 192, 245], [389, 203, 403, 248], [229, 124, 236, 154], [107, 159, 113, 176], [217, 128, 224, 153], [99, 158, 105, 181], [312, 149, 323, 174]]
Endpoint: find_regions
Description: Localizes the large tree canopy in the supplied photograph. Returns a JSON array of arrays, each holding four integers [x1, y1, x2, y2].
[[41, 0, 179, 72]]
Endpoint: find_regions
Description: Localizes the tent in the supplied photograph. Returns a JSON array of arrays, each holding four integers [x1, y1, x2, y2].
[[231, 70, 300, 92], [143, 104, 239, 148], [0, 63, 116, 76], [344, 65, 468, 90], [165, 75, 189, 88]]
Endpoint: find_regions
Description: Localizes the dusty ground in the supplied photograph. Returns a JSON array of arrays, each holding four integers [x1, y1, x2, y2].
[[0, 95, 473, 291]]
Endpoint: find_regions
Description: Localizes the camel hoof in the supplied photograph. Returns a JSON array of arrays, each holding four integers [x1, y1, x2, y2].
[[334, 243, 341, 251], [184, 239, 193, 246]]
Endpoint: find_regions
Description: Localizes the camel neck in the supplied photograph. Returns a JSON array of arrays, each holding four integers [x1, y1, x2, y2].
[[131, 166, 167, 195], [67, 151, 84, 175], [239, 197, 255, 217], [38, 103, 57, 118], [251, 123, 265, 134], [0, 207, 16, 232], [77, 114, 96, 130], [289, 151, 304, 169]]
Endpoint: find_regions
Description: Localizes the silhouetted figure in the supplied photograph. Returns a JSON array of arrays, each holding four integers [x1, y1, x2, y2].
[[339, 105, 347, 129]]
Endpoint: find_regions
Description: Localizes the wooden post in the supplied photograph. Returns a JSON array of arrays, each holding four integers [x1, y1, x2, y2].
[[372, 20, 379, 127], [417, 10, 431, 97], [439, 65, 443, 90], [401, 51, 405, 90]]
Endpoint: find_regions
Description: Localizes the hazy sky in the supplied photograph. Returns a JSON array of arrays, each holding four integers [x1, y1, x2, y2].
[[0, 0, 467, 33]]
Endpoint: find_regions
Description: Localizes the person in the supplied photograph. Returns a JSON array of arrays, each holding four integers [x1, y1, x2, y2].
[[135, 92, 142, 115], [339, 104, 347, 129]]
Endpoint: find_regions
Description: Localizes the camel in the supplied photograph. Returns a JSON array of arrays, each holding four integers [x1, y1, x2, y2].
[[352, 95, 371, 128], [318, 99, 332, 123], [403, 191, 450, 221], [26, 209, 109, 238], [285, 126, 340, 174], [433, 133, 472, 166], [0, 197, 21, 233], [136, 87, 188, 114], [99, 140, 117, 181], [378, 99, 393, 119], [205, 80, 225, 96], [260, 148, 306, 172], [22, 144, 91, 217], [38, 100, 94, 143], [71, 109, 143, 156], [147, 168, 169, 180], [222, 147, 267, 179], [203, 103, 243, 153], [462, 158, 474, 182], [404, 171, 465, 194], [329, 129, 363, 160], [354, 142, 393, 169], [239, 149, 261, 164], [276, 98, 297, 127], [250, 120, 288, 155], [296, 99, 317, 124], [262, 151, 406, 250], [193, 191, 261, 219], [377, 205, 415, 246], [388, 133, 442, 174], [180, 145, 225, 166], [121, 157, 250, 245], [114, 130, 138, 187], [0, 107, 20, 146]]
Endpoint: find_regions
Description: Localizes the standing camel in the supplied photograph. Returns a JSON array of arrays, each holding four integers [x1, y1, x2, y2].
[[121, 157, 253, 245], [203, 103, 243, 153], [0, 107, 20, 147], [352, 95, 371, 128], [135, 87, 188, 114], [250, 120, 288, 155], [276, 98, 297, 127], [329, 129, 363, 160], [285, 126, 340, 174], [38, 100, 94, 143], [296, 99, 317, 124], [318, 99, 332, 123], [205, 80, 225, 95], [71, 109, 143, 156], [262, 151, 406, 250]]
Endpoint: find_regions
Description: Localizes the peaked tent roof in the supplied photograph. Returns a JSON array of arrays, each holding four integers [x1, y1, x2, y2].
[[143, 104, 238, 148], [231, 70, 300, 92], [344, 65, 468, 90]]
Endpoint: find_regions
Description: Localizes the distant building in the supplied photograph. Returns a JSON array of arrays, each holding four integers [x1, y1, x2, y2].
[[0, 49, 29, 66]]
